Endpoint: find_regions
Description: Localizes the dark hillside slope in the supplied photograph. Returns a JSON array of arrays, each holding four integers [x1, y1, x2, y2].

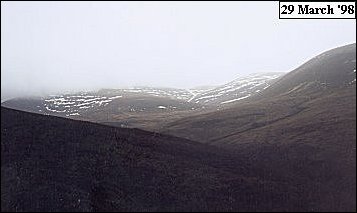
[[2, 107, 307, 212], [160, 44, 356, 211], [214, 86, 356, 211]]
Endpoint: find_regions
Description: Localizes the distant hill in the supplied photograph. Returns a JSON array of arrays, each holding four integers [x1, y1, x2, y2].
[[1, 73, 283, 121], [259, 43, 356, 98], [1, 91, 201, 120], [162, 44, 356, 143], [189, 72, 284, 106]]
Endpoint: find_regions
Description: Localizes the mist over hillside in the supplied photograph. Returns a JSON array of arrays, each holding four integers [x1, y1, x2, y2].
[[2, 2, 355, 101]]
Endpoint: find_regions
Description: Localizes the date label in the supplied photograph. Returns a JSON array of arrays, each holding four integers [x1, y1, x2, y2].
[[279, 2, 356, 19]]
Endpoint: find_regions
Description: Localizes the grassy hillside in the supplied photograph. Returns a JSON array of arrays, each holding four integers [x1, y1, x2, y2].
[[1, 107, 306, 212]]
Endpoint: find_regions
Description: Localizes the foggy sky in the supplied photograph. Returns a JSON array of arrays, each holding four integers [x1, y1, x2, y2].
[[1, 1, 356, 101]]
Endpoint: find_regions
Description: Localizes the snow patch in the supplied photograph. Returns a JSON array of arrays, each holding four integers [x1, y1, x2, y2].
[[108, 95, 122, 100], [220, 95, 251, 104]]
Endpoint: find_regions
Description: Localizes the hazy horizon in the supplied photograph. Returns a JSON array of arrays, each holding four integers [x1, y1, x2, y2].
[[1, 1, 356, 101]]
